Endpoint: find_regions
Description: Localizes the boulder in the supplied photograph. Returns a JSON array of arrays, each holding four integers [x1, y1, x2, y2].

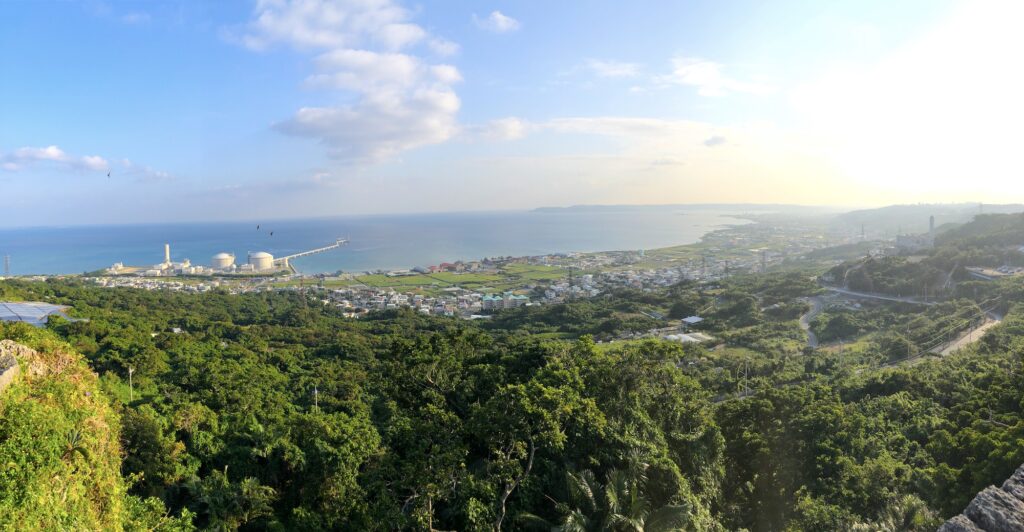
[[941, 471, 1024, 532]]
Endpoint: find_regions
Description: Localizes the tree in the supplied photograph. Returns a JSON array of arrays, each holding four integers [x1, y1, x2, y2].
[[186, 468, 275, 531], [520, 461, 692, 532]]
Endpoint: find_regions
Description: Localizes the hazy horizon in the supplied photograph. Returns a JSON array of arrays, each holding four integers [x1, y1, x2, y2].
[[1, 200, 1013, 230], [4, 0, 1023, 226]]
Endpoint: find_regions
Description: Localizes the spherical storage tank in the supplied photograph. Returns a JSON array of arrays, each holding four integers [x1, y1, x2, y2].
[[212, 252, 235, 269], [248, 251, 274, 271]]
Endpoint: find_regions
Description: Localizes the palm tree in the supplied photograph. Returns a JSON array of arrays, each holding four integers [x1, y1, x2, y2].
[[520, 462, 691, 532]]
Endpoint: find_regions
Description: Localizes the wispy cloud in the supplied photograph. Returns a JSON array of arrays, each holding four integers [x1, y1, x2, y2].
[[0, 146, 173, 182], [117, 159, 174, 183], [473, 11, 520, 33], [230, 0, 462, 163], [467, 117, 529, 141], [585, 59, 641, 78], [120, 12, 151, 25], [704, 135, 727, 147], [230, 0, 426, 51], [656, 56, 774, 97], [1, 145, 108, 172]]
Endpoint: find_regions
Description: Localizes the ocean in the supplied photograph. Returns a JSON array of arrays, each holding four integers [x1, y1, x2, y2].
[[0, 209, 752, 275]]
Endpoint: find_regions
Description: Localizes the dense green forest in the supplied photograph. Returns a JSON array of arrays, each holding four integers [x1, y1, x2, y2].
[[0, 255, 1022, 531]]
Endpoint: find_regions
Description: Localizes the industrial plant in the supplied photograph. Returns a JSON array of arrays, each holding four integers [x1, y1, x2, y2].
[[106, 238, 348, 277]]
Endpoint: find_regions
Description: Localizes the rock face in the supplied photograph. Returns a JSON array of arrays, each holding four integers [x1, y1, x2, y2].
[[939, 464, 1024, 531], [0, 350, 18, 393]]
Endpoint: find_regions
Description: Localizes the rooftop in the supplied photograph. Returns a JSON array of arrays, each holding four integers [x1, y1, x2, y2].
[[0, 302, 71, 327]]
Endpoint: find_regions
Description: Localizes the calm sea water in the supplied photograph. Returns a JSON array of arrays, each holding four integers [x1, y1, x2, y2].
[[0, 209, 751, 275]]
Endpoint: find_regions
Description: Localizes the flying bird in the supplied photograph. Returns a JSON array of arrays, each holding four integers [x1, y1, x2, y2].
[[270, 231, 274, 237], [107, 171, 111, 178], [257, 224, 260, 231]]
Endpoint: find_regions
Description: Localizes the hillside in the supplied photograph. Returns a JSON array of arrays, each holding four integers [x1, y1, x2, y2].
[[0, 323, 189, 531], [834, 203, 1024, 235]]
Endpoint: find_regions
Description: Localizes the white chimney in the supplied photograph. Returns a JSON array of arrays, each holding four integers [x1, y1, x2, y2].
[[164, 243, 170, 264]]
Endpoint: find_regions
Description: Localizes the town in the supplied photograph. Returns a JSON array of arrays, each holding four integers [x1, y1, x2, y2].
[[75, 216, 896, 320]]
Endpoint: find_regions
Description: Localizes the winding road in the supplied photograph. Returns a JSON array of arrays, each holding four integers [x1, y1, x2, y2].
[[823, 286, 936, 306], [799, 296, 824, 348]]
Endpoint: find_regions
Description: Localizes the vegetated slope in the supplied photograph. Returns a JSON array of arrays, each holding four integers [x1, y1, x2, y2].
[[828, 211, 1024, 298], [0, 323, 189, 531], [936, 212, 1024, 248]]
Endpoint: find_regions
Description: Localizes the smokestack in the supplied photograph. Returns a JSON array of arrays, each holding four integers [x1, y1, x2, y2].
[[164, 243, 170, 264]]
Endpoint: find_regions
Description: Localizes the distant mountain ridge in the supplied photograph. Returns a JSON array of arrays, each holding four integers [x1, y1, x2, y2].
[[834, 203, 1024, 235], [532, 203, 843, 214]]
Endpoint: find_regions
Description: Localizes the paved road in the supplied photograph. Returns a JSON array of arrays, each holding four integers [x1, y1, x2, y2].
[[799, 296, 824, 348], [933, 318, 1001, 356], [823, 286, 936, 306]]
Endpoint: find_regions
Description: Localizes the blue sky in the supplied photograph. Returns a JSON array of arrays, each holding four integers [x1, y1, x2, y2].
[[4, 0, 1021, 226]]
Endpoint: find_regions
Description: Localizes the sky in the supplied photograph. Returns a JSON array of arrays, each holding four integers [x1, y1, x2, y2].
[[2, 0, 1022, 226]]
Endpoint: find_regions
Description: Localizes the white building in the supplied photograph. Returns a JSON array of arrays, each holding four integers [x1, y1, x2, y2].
[[212, 252, 235, 270], [248, 251, 274, 271]]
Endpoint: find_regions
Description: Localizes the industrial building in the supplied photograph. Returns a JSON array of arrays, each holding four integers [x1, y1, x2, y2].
[[212, 252, 235, 270], [896, 216, 937, 253], [107, 238, 347, 277], [248, 251, 275, 271]]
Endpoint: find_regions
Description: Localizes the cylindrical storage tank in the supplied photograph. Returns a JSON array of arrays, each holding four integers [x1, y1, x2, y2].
[[212, 252, 235, 269], [248, 251, 274, 271]]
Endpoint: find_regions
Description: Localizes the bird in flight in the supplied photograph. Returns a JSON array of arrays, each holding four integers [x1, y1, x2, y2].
[[257, 224, 260, 231], [107, 171, 111, 178], [270, 231, 274, 237]]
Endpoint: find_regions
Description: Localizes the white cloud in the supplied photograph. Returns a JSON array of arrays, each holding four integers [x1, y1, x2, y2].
[[471, 117, 529, 141], [307, 49, 423, 91], [235, 0, 425, 51], [232, 0, 463, 162], [275, 88, 460, 161], [473, 11, 520, 33], [585, 59, 641, 78], [0, 147, 173, 181], [428, 38, 459, 56], [1, 145, 108, 172], [657, 56, 773, 97]]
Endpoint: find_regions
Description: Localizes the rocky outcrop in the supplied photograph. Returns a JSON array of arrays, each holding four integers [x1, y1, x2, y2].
[[939, 464, 1024, 531], [0, 350, 18, 393]]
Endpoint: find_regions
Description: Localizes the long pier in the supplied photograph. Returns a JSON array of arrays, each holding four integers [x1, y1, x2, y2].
[[275, 238, 348, 269]]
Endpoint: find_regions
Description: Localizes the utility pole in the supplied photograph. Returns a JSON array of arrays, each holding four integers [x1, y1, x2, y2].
[[907, 325, 912, 359], [128, 367, 134, 402]]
